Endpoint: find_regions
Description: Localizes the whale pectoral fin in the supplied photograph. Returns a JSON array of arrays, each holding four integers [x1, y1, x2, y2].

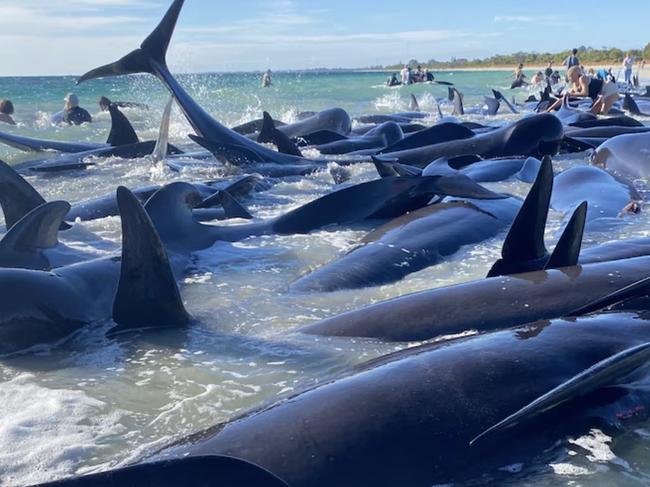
[[484, 97, 500, 116], [106, 104, 140, 147], [0, 159, 49, 229], [151, 97, 174, 162], [189, 134, 264, 165], [218, 190, 253, 220], [487, 156, 554, 278], [30, 455, 289, 487], [544, 201, 587, 270], [112, 186, 190, 330], [568, 277, 650, 317], [0, 201, 70, 270], [470, 342, 650, 446]]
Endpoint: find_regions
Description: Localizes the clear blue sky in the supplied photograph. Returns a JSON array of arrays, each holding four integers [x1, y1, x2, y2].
[[1, 0, 648, 76]]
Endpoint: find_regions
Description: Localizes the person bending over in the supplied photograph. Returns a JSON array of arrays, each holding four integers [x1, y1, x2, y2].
[[547, 66, 619, 115], [63, 93, 92, 125]]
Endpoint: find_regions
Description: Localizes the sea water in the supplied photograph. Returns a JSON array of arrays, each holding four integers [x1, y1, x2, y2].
[[0, 70, 649, 486]]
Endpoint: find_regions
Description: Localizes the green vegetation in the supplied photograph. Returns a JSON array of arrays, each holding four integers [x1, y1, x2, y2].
[[374, 44, 650, 70]]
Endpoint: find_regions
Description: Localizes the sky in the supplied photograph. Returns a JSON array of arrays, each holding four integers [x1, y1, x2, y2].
[[0, 0, 649, 76]]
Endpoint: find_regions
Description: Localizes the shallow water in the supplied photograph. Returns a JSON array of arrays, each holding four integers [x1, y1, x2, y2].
[[0, 70, 650, 486]]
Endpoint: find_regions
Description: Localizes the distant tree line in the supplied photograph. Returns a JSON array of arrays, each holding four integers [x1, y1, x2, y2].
[[373, 45, 650, 70]]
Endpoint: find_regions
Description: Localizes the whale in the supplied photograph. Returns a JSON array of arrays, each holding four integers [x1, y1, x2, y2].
[[592, 132, 650, 178], [46, 310, 650, 486], [296, 159, 650, 341], [551, 165, 641, 223], [270, 108, 351, 140], [0, 103, 140, 155], [314, 122, 404, 155], [77, 0, 363, 168], [420, 156, 542, 183], [0, 159, 259, 226], [0, 185, 189, 355], [141, 175, 506, 252], [289, 196, 521, 292], [373, 113, 564, 167]]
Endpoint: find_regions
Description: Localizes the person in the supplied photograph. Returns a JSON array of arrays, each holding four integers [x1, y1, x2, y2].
[[414, 65, 424, 83], [514, 63, 524, 79], [262, 69, 272, 88], [544, 61, 554, 79], [387, 73, 400, 87], [61, 93, 92, 125], [623, 52, 635, 88], [425, 68, 434, 82], [400, 65, 410, 85], [531, 71, 544, 85], [563, 48, 580, 69], [547, 65, 619, 115], [550, 71, 561, 85], [0, 99, 16, 125], [510, 63, 527, 88]]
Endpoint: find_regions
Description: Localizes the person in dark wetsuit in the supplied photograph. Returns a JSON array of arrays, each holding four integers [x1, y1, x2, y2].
[[547, 65, 619, 114], [62, 93, 92, 125]]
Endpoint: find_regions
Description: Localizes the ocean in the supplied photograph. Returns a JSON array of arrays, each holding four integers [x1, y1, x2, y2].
[[0, 69, 650, 486]]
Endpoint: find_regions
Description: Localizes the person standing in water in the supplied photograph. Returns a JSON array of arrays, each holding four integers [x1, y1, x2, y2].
[[623, 52, 635, 88], [0, 100, 16, 125], [262, 69, 273, 88], [62, 93, 92, 125]]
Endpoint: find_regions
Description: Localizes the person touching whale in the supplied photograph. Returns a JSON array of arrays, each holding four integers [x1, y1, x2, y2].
[[547, 66, 619, 115]]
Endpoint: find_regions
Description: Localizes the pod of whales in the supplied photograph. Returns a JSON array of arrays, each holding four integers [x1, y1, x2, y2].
[[8, 0, 650, 485]]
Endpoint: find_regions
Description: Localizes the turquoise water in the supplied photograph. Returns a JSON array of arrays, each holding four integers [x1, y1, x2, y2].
[[1, 69, 650, 487]]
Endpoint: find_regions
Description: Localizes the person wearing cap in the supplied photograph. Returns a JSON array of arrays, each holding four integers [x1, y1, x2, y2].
[[62, 93, 92, 125], [0, 100, 16, 125]]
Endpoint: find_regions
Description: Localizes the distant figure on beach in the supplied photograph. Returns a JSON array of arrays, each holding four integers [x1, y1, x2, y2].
[[61, 93, 92, 125], [547, 65, 619, 115], [510, 63, 527, 88], [623, 52, 635, 88], [387, 73, 400, 87], [262, 69, 272, 88], [0, 100, 16, 125]]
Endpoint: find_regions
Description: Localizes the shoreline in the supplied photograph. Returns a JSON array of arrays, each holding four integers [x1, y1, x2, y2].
[[358, 64, 649, 73]]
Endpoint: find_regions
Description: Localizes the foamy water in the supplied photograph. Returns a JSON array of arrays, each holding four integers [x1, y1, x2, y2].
[[0, 70, 649, 486]]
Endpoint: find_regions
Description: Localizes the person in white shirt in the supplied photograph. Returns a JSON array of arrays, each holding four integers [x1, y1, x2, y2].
[[400, 65, 410, 85]]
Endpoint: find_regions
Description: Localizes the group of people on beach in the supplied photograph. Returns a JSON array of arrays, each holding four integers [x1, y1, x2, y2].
[[387, 65, 434, 87]]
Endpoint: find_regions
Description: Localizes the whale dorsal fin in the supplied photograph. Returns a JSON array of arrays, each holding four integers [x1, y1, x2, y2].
[[0, 159, 49, 229], [371, 157, 400, 178], [487, 156, 553, 278], [470, 342, 650, 446], [258, 112, 302, 156], [106, 104, 139, 146], [451, 88, 464, 116], [623, 93, 643, 116], [0, 201, 70, 270], [544, 201, 587, 270], [152, 98, 174, 162], [113, 185, 190, 330]]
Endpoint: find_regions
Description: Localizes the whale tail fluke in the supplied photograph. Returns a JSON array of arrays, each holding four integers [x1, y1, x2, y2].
[[487, 156, 553, 278], [113, 185, 190, 330], [29, 455, 290, 487], [544, 201, 587, 270], [0, 201, 70, 270], [216, 190, 253, 220], [78, 0, 185, 84]]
